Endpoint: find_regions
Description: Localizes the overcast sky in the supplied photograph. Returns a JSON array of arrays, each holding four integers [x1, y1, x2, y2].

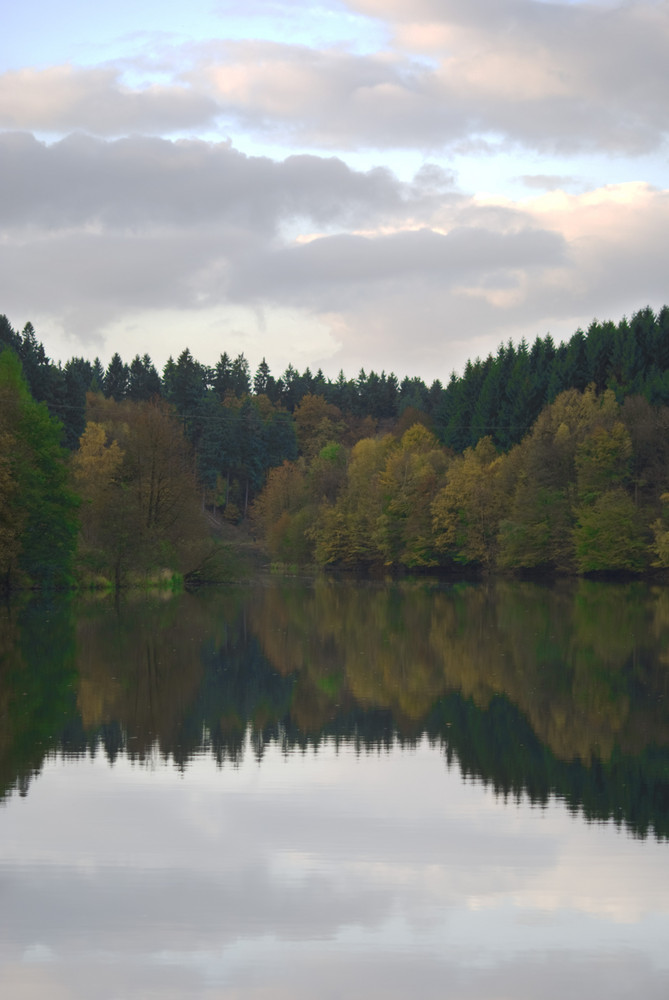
[[2, 0, 668, 381]]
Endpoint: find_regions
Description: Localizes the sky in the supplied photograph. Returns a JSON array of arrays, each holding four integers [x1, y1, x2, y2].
[[1, 0, 668, 383]]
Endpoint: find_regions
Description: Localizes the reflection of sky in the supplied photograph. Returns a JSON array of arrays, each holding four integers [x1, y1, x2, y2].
[[1, 737, 668, 998]]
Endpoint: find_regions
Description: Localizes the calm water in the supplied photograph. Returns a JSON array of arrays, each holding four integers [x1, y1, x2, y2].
[[1, 577, 669, 998]]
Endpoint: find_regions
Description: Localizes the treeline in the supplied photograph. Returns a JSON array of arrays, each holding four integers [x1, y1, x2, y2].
[[4, 305, 669, 584], [4, 305, 669, 456]]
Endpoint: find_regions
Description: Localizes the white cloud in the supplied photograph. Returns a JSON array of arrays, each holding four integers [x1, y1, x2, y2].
[[3, 2, 669, 156], [183, 1, 669, 155]]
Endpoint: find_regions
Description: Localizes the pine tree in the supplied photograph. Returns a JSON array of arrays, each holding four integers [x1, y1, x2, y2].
[[253, 358, 271, 395], [104, 353, 129, 401]]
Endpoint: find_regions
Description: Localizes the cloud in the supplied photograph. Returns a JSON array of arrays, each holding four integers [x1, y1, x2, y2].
[[0, 65, 219, 135], [227, 226, 566, 306], [0, 132, 459, 365], [187, 0, 669, 155], [197, 40, 455, 150], [3, 2, 668, 156], [1, 132, 667, 380], [519, 175, 580, 192], [0, 131, 428, 234]]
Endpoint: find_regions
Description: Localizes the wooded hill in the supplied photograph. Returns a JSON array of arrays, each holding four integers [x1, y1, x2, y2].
[[2, 305, 669, 584]]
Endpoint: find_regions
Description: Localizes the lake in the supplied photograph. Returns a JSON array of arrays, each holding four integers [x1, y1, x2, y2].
[[1, 576, 669, 998]]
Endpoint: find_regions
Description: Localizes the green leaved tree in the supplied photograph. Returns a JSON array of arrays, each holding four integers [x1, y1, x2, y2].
[[0, 350, 79, 591]]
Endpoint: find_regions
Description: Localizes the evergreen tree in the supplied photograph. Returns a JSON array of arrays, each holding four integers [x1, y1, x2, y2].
[[630, 306, 657, 377], [426, 379, 443, 417], [253, 358, 271, 395], [301, 367, 315, 397], [90, 358, 105, 393], [128, 354, 161, 401], [237, 397, 267, 514], [585, 320, 614, 392], [265, 409, 298, 468], [528, 333, 555, 410], [61, 357, 94, 448], [329, 370, 356, 412], [655, 306, 669, 373], [196, 393, 240, 500], [470, 353, 499, 445], [313, 368, 328, 397], [164, 348, 209, 429], [230, 353, 251, 396], [281, 364, 301, 411], [104, 353, 129, 401], [502, 341, 534, 447], [443, 359, 486, 451], [363, 370, 394, 419], [0, 314, 21, 354], [212, 353, 232, 398]]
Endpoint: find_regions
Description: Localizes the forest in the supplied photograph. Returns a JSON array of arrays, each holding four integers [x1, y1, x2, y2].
[[2, 304, 669, 588]]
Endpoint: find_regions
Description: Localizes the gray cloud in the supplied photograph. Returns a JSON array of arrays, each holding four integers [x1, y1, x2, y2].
[[228, 226, 566, 307], [0, 132, 435, 234], [1, 131, 667, 380], [0, 65, 219, 135]]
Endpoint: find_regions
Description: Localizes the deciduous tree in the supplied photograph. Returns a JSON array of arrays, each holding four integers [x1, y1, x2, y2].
[[0, 350, 78, 591]]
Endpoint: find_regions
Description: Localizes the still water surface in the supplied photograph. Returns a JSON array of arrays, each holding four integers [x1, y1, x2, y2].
[[1, 577, 669, 998]]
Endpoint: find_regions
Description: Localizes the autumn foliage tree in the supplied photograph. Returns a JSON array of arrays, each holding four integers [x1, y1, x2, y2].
[[432, 436, 507, 569], [250, 382, 669, 575], [73, 394, 211, 587], [314, 435, 395, 566], [572, 421, 647, 572], [497, 387, 619, 572], [251, 460, 313, 564], [293, 394, 345, 459], [377, 425, 448, 567]]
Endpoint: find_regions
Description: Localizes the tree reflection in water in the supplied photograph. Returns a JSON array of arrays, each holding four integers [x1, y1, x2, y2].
[[2, 577, 669, 837]]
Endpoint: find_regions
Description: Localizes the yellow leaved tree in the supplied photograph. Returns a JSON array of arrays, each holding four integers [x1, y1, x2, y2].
[[73, 394, 210, 588], [432, 436, 508, 568]]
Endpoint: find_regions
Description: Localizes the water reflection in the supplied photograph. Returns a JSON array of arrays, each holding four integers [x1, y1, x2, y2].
[[2, 577, 669, 838], [2, 742, 669, 1000], [2, 580, 669, 998]]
